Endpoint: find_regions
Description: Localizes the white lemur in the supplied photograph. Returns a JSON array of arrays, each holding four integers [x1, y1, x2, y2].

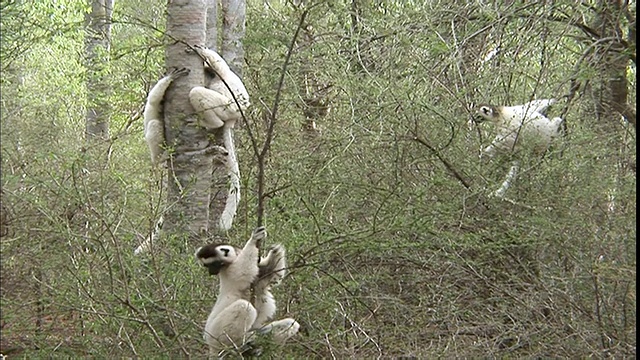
[[195, 226, 300, 357], [472, 99, 564, 198], [143, 67, 190, 166], [137, 69, 187, 256], [189, 45, 250, 232], [138, 68, 191, 255], [472, 99, 564, 159], [137, 64, 233, 255], [137, 48, 248, 256]]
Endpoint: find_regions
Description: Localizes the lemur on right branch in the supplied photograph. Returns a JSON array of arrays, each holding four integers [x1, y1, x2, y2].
[[471, 99, 565, 198]]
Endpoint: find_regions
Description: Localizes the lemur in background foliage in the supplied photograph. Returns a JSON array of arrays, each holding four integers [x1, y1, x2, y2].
[[195, 226, 300, 357], [472, 98, 564, 198]]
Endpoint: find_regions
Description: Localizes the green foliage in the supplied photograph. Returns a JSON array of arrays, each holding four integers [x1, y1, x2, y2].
[[1, 0, 635, 358]]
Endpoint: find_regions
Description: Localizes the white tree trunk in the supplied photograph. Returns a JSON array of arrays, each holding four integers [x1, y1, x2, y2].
[[163, 0, 215, 242]]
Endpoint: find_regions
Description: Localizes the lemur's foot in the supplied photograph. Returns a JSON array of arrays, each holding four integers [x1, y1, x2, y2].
[[169, 67, 190, 78], [212, 145, 229, 156], [211, 145, 229, 166]]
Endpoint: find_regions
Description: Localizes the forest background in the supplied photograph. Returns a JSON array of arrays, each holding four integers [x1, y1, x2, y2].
[[0, 0, 636, 358]]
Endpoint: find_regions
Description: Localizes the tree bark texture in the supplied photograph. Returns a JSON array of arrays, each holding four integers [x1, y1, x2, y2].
[[585, 0, 633, 216], [163, 0, 214, 243], [206, 0, 218, 50], [207, 0, 246, 232], [589, 0, 630, 135], [84, 0, 113, 140], [221, 0, 246, 77]]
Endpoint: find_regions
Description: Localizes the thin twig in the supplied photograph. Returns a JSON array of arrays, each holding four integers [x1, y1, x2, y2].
[[254, 9, 309, 227]]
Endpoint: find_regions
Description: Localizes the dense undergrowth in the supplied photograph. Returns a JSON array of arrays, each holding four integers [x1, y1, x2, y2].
[[1, 0, 635, 358]]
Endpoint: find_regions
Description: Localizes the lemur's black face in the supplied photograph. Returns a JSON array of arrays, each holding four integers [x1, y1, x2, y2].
[[205, 261, 225, 275], [195, 243, 238, 276]]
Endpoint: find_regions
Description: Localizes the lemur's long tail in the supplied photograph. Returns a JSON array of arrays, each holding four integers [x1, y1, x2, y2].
[[219, 123, 240, 231]]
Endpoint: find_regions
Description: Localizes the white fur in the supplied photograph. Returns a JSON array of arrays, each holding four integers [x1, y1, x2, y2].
[[251, 245, 298, 345], [253, 244, 287, 328], [493, 160, 520, 198], [136, 69, 183, 256], [475, 99, 564, 159], [189, 46, 249, 232], [254, 318, 301, 345], [473, 99, 564, 198], [134, 215, 164, 255], [143, 68, 189, 166], [195, 227, 299, 357]]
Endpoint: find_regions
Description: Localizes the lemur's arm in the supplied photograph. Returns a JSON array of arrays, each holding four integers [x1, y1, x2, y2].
[[240, 226, 265, 262], [191, 45, 250, 114], [196, 45, 231, 74], [196, 46, 249, 101], [143, 68, 190, 126], [252, 244, 287, 328], [228, 226, 265, 286]]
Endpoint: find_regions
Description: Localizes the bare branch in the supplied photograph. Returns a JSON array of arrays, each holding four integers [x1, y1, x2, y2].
[[412, 135, 473, 190], [252, 9, 309, 227]]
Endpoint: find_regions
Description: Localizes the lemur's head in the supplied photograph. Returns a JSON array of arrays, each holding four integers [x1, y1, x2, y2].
[[195, 243, 239, 275], [472, 104, 498, 123]]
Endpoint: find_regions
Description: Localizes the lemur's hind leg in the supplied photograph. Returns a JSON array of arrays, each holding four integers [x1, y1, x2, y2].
[[254, 318, 300, 345], [204, 299, 257, 356], [493, 160, 520, 198], [189, 86, 234, 129]]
